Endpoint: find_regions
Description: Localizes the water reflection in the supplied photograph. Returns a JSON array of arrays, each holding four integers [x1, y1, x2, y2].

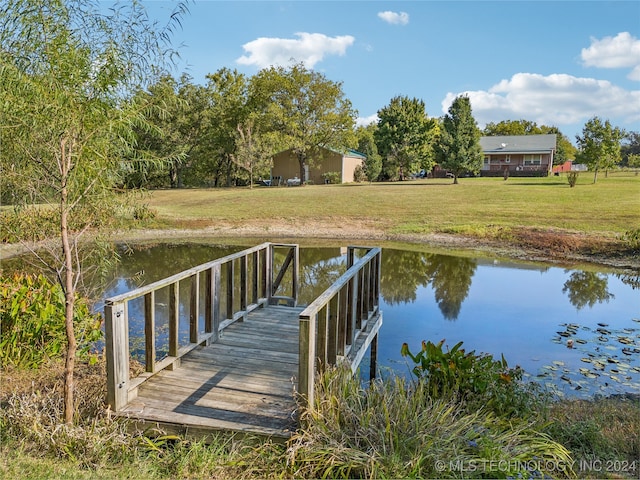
[[380, 250, 476, 321], [562, 271, 614, 310], [4, 241, 638, 398]]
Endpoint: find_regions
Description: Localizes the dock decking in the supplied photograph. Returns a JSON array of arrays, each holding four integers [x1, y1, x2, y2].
[[105, 243, 382, 439], [121, 305, 302, 437]]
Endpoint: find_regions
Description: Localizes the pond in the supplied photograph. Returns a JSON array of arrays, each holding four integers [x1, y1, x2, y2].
[[99, 241, 640, 400]]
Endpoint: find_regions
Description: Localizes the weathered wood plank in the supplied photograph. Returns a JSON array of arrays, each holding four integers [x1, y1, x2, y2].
[[108, 243, 381, 440]]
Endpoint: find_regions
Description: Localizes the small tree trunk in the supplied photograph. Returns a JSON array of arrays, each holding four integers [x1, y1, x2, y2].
[[593, 170, 598, 184], [453, 174, 459, 185], [61, 206, 77, 425], [59, 137, 77, 425]]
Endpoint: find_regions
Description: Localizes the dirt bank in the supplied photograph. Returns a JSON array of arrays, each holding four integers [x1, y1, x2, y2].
[[2, 220, 638, 271], [114, 220, 640, 271]]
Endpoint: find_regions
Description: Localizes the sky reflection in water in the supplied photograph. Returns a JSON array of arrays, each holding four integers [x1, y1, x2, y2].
[[101, 243, 640, 399]]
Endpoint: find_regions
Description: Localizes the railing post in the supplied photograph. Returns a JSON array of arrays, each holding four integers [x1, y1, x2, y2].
[[168, 282, 180, 370], [240, 255, 248, 318], [292, 245, 299, 305], [348, 272, 358, 346], [226, 260, 234, 320], [317, 305, 328, 366], [105, 301, 128, 411], [370, 332, 378, 380], [190, 273, 199, 343], [144, 291, 156, 373], [264, 245, 271, 302], [298, 314, 316, 409], [205, 268, 213, 335], [327, 295, 339, 364], [373, 250, 382, 311], [251, 251, 259, 305], [337, 286, 348, 355], [212, 264, 221, 340]]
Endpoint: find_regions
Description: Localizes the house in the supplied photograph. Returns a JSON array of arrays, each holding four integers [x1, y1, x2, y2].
[[479, 134, 557, 177], [271, 147, 366, 185]]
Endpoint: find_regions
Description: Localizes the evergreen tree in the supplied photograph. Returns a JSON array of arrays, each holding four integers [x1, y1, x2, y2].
[[436, 96, 483, 184]]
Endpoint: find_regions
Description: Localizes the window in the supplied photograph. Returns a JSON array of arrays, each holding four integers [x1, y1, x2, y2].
[[484, 156, 489, 164], [524, 154, 541, 166]]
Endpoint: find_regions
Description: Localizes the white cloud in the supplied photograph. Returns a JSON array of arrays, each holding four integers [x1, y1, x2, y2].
[[581, 32, 640, 80], [356, 114, 378, 127], [236, 32, 355, 69], [377, 11, 409, 26], [442, 72, 640, 130]]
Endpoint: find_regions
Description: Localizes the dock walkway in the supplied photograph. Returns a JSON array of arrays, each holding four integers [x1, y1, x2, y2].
[[105, 243, 382, 439]]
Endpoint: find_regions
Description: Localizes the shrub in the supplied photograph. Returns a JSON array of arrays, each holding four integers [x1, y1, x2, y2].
[[322, 171, 341, 184], [567, 171, 579, 187], [0, 273, 103, 368], [132, 203, 157, 221], [288, 366, 574, 479], [401, 339, 545, 418], [353, 164, 367, 183], [622, 228, 640, 251], [0, 205, 59, 243]]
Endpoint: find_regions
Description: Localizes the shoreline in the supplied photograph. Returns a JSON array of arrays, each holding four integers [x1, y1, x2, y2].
[[5, 221, 637, 271]]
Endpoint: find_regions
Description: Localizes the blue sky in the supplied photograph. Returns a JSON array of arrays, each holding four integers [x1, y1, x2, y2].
[[142, 0, 640, 142]]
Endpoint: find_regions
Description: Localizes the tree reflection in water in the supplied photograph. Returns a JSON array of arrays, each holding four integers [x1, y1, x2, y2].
[[562, 271, 614, 310]]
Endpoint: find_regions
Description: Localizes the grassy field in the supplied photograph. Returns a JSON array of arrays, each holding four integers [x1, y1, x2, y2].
[[144, 173, 639, 238]]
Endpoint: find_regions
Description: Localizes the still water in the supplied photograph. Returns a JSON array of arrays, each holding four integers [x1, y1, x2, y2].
[[102, 241, 640, 399]]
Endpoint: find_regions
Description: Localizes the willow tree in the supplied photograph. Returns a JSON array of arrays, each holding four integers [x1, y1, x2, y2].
[[0, 0, 185, 424]]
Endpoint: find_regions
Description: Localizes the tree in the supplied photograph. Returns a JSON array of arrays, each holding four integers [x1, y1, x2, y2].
[[575, 116, 624, 183], [621, 131, 640, 168], [250, 63, 357, 184], [0, 0, 184, 423], [128, 74, 207, 188], [355, 124, 382, 182], [200, 68, 251, 187], [374, 96, 438, 181], [435, 95, 483, 184], [483, 119, 541, 136], [231, 117, 274, 188]]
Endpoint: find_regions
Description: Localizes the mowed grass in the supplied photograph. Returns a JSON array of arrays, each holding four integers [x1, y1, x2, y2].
[[146, 173, 639, 237]]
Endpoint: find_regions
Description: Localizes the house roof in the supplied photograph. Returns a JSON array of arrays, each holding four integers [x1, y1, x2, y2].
[[480, 134, 557, 154], [345, 148, 367, 160]]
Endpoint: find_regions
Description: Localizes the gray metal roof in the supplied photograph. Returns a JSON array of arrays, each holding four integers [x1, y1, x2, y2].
[[479, 134, 557, 154]]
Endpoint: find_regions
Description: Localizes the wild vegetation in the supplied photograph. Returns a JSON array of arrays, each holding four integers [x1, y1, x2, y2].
[[2, 1, 638, 478]]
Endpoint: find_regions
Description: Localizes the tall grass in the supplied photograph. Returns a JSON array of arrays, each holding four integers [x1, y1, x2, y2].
[[4, 360, 639, 479], [287, 366, 574, 479]]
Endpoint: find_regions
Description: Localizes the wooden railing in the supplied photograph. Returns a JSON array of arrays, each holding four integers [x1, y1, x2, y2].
[[298, 246, 382, 408], [104, 242, 299, 411]]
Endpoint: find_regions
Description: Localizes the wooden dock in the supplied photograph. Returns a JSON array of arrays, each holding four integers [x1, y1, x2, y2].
[[105, 243, 382, 439]]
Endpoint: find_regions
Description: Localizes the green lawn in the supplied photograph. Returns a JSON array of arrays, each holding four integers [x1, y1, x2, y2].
[[145, 173, 640, 238]]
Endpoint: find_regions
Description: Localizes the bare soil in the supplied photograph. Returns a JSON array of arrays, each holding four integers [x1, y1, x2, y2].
[[116, 220, 639, 270], [2, 220, 638, 271]]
